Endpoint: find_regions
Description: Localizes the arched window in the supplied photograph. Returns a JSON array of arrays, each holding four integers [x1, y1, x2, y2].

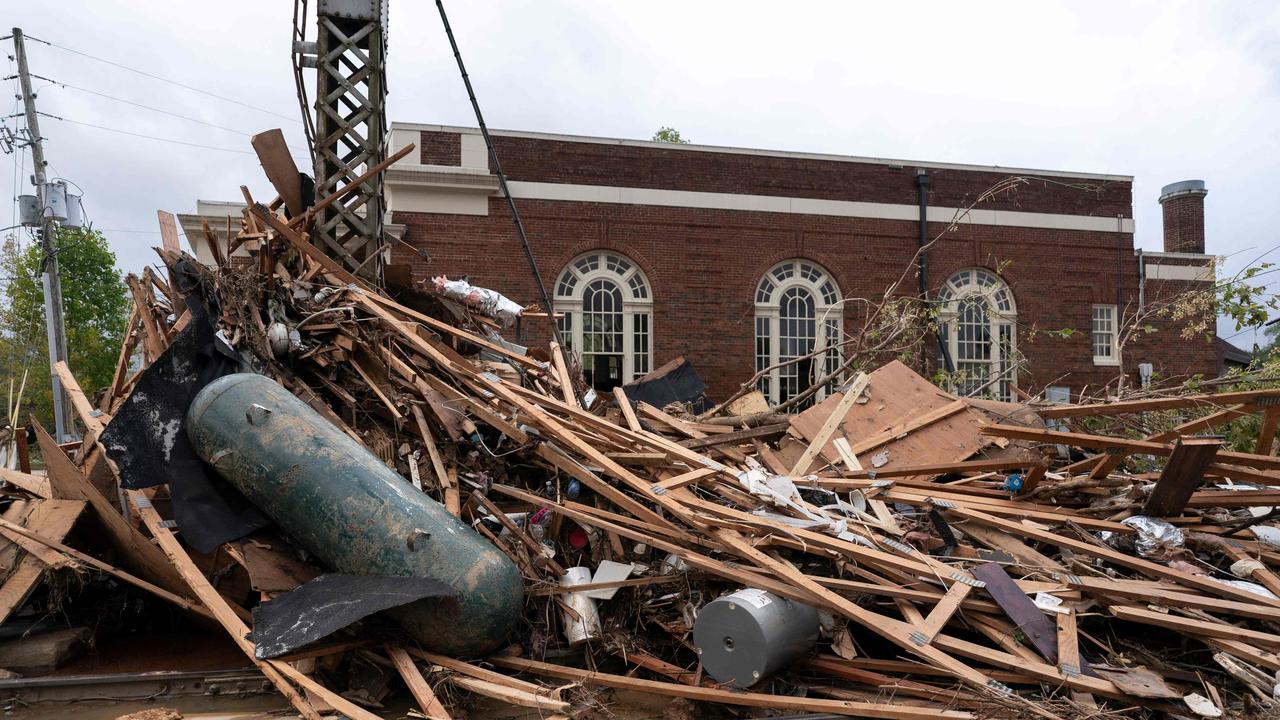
[[554, 251, 653, 390], [754, 260, 843, 406], [937, 268, 1018, 402]]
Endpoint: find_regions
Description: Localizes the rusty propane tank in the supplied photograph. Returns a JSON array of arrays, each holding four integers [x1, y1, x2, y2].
[[187, 373, 521, 656]]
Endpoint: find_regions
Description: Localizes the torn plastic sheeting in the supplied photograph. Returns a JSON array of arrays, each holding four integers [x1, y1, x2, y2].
[[1120, 515, 1184, 558], [251, 573, 456, 659], [432, 276, 524, 327]]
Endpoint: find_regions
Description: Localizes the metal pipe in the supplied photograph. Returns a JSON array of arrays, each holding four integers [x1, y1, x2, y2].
[[435, 1, 563, 348]]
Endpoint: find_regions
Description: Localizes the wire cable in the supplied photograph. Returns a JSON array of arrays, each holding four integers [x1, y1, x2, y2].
[[47, 80, 312, 154], [39, 114, 256, 155], [23, 34, 303, 125]]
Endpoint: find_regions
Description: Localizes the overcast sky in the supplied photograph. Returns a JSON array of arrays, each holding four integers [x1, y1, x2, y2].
[[5, 1, 1279, 346]]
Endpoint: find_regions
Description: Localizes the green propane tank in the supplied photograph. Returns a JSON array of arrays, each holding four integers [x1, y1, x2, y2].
[[187, 373, 522, 656]]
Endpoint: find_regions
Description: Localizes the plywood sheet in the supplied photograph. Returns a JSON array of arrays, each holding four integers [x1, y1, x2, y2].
[[788, 360, 989, 471]]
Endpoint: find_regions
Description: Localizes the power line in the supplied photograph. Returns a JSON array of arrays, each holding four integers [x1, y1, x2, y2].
[[45, 80, 312, 155], [40, 114, 316, 161], [24, 33, 304, 125]]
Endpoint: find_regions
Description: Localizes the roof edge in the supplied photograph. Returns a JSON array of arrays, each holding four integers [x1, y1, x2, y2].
[[391, 121, 1135, 183]]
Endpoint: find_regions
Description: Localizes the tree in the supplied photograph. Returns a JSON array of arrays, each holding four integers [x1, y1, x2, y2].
[[652, 126, 689, 144], [0, 227, 130, 428]]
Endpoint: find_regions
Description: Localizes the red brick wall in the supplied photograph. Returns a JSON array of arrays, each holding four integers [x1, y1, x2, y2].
[[1161, 194, 1206, 253], [393, 199, 1217, 401], [421, 131, 461, 166], [484, 135, 1132, 218], [393, 130, 1217, 402]]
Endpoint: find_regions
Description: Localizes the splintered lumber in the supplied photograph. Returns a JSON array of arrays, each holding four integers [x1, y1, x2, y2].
[[1037, 388, 1280, 418], [386, 645, 452, 720], [949, 505, 1280, 608], [1108, 605, 1280, 649], [0, 466, 50, 498], [1142, 436, 1223, 516], [790, 372, 869, 474], [0, 516, 209, 619], [983, 424, 1280, 472], [250, 129, 304, 217], [0, 499, 85, 625], [488, 655, 975, 719], [126, 490, 375, 720]]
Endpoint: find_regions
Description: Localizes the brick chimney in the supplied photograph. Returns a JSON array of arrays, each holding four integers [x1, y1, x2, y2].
[[1158, 179, 1208, 253]]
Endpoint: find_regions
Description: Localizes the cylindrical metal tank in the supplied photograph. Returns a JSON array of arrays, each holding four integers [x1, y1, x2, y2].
[[187, 373, 522, 656], [693, 588, 819, 687]]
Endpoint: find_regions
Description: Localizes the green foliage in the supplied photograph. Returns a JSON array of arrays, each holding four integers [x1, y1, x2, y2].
[[0, 227, 130, 428], [651, 126, 689, 144]]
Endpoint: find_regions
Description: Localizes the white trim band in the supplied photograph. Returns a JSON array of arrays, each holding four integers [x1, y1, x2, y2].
[[505, 180, 1134, 233]]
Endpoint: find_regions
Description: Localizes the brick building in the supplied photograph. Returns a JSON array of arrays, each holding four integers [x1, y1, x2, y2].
[[375, 123, 1227, 403], [184, 124, 1226, 404]]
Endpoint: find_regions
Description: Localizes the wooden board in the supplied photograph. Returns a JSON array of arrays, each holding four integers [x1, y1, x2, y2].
[[250, 129, 303, 217], [788, 361, 988, 472], [1142, 437, 1222, 516], [33, 421, 186, 595], [0, 499, 85, 625]]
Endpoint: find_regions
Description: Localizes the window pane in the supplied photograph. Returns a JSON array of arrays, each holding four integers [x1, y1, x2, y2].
[[632, 312, 650, 376], [582, 279, 624, 387], [778, 287, 817, 404], [755, 316, 771, 395]]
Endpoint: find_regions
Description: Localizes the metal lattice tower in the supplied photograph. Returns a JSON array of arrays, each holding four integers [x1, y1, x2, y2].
[[311, 0, 388, 282]]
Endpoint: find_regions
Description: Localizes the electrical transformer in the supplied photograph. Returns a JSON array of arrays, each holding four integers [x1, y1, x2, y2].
[[693, 588, 819, 687]]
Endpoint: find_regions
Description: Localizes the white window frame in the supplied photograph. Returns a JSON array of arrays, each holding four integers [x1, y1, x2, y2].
[[1092, 304, 1119, 366], [937, 268, 1018, 402], [753, 259, 844, 405], [553, 251, 653, 385]]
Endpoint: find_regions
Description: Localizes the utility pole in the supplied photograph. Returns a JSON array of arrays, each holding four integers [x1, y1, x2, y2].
[[12, 27, 76, 442]]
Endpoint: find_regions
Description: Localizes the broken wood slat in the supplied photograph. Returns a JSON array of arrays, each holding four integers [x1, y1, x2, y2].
[[1062, 575, 1280, 622], [609, 644, 702, 686], [251, 203, 370, 291], [450, 675, 571, 712], [156, 210, 186, 318], [1219, 543, 1280, 598], [0, 466, 50, 498], [651, 467, 717, 493], [1258, 406, 1280, 455], [841, 457, 1037, 480], [406, 648, 554, 698], [791, 373, 870, 475], [984, 424, 1280, 472], [1055, 608, 1086, 680], [250, 129, 304, 217], [678, 421, 789, 450], [1142, 436, 1223, 516], [33, 422, 185, 594], [386, 645, 452, 720], [969, 562, 1062, 665], [712, 529, 998, 692], [962, 523, 1067, 573], [1067, 403, 1255, 478], [1037, 389, 1280, 418], [126, 490, 376, 720], [549, 341, 576, 406], [612, 386, 642, 432], [527, 574, 687, 596], [949, 505, 1280, 608], [295, 142, 416, 225], [1109, 605, 1280, 648], [0, 515, 210, 618], [488, 655, 975, 719], [0, 499, 85, 625], [915, 580, 973, 644]]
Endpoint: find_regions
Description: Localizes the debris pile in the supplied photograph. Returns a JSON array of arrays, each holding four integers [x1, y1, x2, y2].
[[4, 158, 1280, 719]]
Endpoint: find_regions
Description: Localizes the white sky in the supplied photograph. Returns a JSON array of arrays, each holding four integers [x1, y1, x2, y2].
[[5, 1, 1280, 347]]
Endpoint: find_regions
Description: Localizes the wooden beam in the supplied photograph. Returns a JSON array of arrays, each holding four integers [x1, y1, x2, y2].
[[250, 129, 304, 217], [1142, 437, 1223, 516], [679, 421, 789, 450], [1109, 605, 1280, 648], [983, 424, 1280, 472], [1038, 389, 1280, 418], [488, 655, 974, 719], [0, 500, 84, 625], [791, 373, 869, 475], [127, 490, 377, 720], [386, 645, 451, 720], [1258, 406, 1280, 456], [613, 386, 642, 432]]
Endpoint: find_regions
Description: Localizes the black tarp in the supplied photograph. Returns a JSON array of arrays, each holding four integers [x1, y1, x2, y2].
[[251, 574, 456, 659], [99, 260, 269, 552], [621, 356, 709, 412]]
